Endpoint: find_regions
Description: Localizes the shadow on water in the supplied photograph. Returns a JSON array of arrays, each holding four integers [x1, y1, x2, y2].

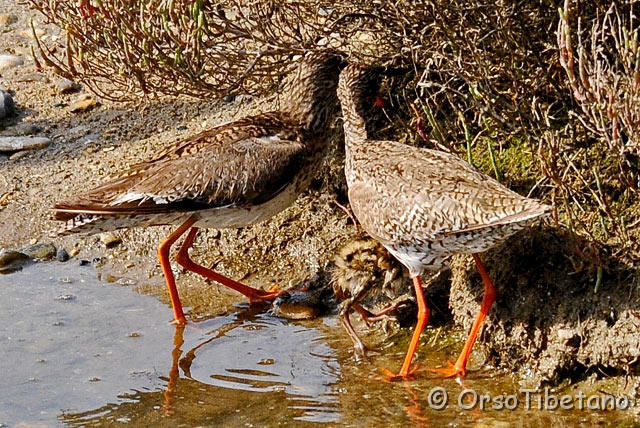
[[1, 262, 639, 427]]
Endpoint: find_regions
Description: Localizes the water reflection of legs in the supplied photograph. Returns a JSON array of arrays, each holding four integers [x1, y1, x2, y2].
[[161, 309, 262, 416], [403, 384, 431, 428], [178, 311, 255, 378], [163, 324, 185, 416]]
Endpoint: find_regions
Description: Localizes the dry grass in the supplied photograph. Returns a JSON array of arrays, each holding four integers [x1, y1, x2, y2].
[[27, 0, 640, 268]]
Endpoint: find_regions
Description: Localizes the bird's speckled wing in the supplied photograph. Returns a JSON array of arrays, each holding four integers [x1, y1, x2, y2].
[[347, 140, 548, 244], [54, 116, 306, 220]]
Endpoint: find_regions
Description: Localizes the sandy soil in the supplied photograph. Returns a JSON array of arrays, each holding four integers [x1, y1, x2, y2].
[[3, 0, 640, 395]]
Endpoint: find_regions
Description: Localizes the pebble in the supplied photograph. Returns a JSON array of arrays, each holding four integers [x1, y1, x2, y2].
[[57, 78, 82, 94], [557, 328, 579, 345], [0, 14, 17, 26], [56, 247, 70, 262], [4, 123, 41, 136], [0, 136, 51, 153], [69, 94, 98, 113], [100, 232, 121, 248], [116, 277, 137, 286], [0, 54, 23, 70], [15, 73, 48, 83], [0, 89, 15, 119], [272, 290, 322, 320], [8, 150, 29, 160], [0, 249, 32, 273], [22, 243, 57, 260]]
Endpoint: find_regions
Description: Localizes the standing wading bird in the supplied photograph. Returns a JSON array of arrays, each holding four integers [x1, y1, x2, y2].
[[53, 50, 346, 325], [336, 63, 551, 380]]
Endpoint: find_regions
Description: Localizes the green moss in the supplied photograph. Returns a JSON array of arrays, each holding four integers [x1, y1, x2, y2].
[[466, 136, 542, 192]]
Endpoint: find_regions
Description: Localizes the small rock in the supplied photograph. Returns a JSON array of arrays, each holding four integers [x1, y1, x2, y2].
[[56, 247, 70, 262], [4, 123, 41, 136], [56, 293, 75, 301], [69, 94, 98, 113], [0, 54, 23, 70], [557, 328, 577, 341], [57, 78, 82, 94], [79, 259, 91, 266], [22, 243, 57, 260], [0, 249, 32, 273], [0, 136, 51, 153], [8, 150, 30, 161], [235, 94, 253, 103], [16, 73, 48, 83], [272, 290, 323, 320], [100, 232, 121, 248], [69, 248, 80, 257], [0, 14, 17, 26], [116, 277, 137, 286], [0, 89, 15, 119]]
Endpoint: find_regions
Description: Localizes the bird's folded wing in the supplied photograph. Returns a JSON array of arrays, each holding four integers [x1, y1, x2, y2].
[[53, 136, 306, 219]]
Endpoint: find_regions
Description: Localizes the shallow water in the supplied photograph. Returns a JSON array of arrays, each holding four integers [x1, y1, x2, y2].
[[1, 262, 638, 427]]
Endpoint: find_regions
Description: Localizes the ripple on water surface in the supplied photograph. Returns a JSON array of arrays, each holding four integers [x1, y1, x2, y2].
[[0, 262, 341, 427]]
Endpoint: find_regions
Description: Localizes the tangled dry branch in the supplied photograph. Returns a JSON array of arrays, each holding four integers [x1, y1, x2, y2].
[[27, 0, 640, 265]]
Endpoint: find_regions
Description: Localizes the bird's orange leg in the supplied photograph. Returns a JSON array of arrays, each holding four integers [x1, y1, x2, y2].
[[175, 227, 282, 303], [384, 275, 430, 381], [431, 253, 497, 378], [158, 218, 197, 325]]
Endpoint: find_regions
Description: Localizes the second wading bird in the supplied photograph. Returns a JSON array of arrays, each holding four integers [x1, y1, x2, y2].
[[53, 50, 346, 325], [337, 63, 551, 379]]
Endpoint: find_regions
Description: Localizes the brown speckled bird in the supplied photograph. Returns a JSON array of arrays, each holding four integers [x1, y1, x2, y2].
[[53, 50, 346, 325], [331, 237, 413, 356], [337, 63, 551, 379]]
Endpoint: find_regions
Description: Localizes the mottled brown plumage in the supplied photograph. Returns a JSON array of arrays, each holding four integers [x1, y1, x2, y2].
[[53, 50, 346, 324], [331, 237, 412, 356], [337, 63, 551, 379]]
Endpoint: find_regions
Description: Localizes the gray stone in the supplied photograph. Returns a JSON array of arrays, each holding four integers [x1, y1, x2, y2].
[[56, 247, 70, 262], [57, 78, 82, 94], [22, 243, 57, 260], [0, 54, 23, 70], [0, 136, 51, 152]]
